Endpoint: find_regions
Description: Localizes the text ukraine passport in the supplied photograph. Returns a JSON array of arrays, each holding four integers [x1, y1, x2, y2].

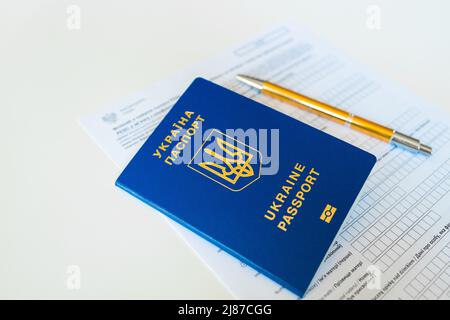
[[116, 78, 376, 297]]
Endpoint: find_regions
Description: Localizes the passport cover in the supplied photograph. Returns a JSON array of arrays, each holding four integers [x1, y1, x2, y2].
[[116, 77, 377, 297]]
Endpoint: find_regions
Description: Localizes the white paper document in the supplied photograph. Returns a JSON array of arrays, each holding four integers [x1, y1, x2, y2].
[[80, 23, 450, 299]]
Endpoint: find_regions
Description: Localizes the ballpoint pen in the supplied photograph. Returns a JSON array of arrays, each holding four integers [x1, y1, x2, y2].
[[236, 75, 432, 156]]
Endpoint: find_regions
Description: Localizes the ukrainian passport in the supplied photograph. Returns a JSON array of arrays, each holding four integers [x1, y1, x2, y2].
[[116, 78, 376, 297]]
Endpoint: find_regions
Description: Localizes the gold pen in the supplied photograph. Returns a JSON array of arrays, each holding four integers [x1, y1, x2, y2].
[[236, 75, 432, 156]]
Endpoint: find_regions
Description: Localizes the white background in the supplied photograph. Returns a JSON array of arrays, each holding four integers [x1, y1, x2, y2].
[[2, 0, 450, 298]]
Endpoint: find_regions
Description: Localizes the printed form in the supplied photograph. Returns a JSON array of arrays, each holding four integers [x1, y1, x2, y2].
[[80, 23, 450, 300]]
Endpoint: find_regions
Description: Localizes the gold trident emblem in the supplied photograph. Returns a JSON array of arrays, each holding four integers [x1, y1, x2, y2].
[[199, 138, 254, 185]]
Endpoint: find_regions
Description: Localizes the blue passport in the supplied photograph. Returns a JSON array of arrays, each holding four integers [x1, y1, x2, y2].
[[116, 78, 376, 297]]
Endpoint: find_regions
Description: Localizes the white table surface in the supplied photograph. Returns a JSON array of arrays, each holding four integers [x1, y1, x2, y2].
[[2, 0, 449, 298]]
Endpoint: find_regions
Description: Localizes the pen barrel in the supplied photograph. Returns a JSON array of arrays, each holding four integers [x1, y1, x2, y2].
[[263, 84, 394, 142], [348, 115, 393, 141]]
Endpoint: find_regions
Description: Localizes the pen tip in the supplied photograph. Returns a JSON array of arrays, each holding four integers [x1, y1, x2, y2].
[[236, 74, 264, 90], [419, 144, 432, 156]]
